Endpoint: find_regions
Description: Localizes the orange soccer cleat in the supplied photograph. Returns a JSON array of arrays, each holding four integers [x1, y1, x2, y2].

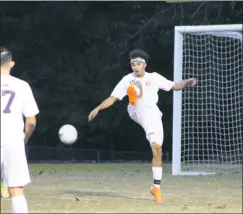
[[150, 186, 163, 203], [127, 85, 138, 105]]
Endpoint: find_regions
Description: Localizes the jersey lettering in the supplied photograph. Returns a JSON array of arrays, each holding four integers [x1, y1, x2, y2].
[[1, 90, 16, 113]]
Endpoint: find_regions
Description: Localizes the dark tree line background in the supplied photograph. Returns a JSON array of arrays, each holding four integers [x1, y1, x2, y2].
[[0, 1, 242, 155]]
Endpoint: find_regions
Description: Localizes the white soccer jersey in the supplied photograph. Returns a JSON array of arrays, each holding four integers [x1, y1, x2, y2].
[[111, 72, 174, 116], [1, 75, 39, 146]]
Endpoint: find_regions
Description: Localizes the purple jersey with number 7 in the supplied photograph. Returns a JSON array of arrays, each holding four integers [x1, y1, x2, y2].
[[1, 75, 39, 146]]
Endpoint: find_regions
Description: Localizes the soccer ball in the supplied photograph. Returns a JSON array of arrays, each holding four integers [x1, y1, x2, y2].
[[58, 124, 78, 145]]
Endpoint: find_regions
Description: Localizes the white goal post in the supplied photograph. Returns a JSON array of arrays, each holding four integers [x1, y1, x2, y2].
[[172, 24, 243, 176]]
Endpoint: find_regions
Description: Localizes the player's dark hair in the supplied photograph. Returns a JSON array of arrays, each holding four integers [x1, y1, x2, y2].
[[129, 49, 149, 62], [0, 47, 12, 66]]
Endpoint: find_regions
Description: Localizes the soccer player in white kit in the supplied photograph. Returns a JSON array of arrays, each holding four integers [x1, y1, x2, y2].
[[88, 49, 196, 203], [1, 47, 39, 213]]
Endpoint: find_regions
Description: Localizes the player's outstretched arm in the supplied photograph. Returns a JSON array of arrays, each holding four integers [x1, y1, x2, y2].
[[88, 96, 118, 122], [24, 116, 37, 144], [172, 78, 197, 91]]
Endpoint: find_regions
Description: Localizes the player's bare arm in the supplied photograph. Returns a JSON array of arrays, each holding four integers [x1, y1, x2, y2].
[[88, 96, 118, 121], [24, 116, 37, 144], [172, 78, 197, 91]]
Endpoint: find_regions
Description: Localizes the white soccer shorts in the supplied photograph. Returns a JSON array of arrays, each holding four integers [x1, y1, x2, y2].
[[1, 141, 30, 187], [128, 109, 164, 146]]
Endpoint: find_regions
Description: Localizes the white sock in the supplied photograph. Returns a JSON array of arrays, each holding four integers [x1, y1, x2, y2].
[[152, 167, 162, 188], [11, 195, 28, 213]]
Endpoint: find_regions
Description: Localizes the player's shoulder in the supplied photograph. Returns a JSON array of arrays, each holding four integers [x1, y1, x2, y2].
[[149, 72, 166, 79], [121, 73, 136, 81], [150, 72, 161, 76], [10, 76, 31, 89], [146, 72, 160, 79]]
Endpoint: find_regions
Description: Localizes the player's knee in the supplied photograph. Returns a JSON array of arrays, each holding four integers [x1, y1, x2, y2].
[[151, 143, 162, 159], [147, 133, 163, 147], [8, 186, 24, 197]]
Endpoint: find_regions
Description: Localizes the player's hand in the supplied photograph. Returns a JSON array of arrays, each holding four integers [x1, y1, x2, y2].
[[187, 78, 197, 86], [88, 108, 99, 122]]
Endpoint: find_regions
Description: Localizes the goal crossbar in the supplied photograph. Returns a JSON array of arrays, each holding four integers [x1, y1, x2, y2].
[[175, 24, 242, 33]]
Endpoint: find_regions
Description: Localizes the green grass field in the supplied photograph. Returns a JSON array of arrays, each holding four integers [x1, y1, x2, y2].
[[1, 163, 242, 213]]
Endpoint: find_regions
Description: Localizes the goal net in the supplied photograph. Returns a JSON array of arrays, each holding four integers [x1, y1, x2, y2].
[[172, 24, 243, 175]]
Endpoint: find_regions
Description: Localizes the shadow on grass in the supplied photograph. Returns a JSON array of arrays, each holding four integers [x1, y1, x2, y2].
[[62, 189, 153, 201]]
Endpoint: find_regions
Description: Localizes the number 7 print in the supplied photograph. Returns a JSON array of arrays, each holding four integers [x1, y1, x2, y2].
[[2, 90, 16, 113]]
